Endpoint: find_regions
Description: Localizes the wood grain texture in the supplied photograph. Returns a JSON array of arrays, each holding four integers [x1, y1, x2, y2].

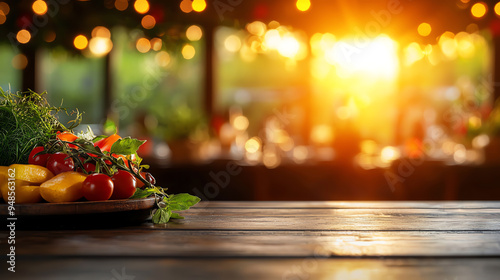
[[3, 257, 500, 280], [1, 201, 499, 279], [6, 230, 500, 257], [193, 201, 500, 209], [157, 208, 500, 231]]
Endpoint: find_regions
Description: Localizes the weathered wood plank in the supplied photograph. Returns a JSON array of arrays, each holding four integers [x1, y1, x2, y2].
[[3, 257, 500, 280], [155, 208, 500, 231], [6, 230, 500, 257], [194, 201, 500, 209]]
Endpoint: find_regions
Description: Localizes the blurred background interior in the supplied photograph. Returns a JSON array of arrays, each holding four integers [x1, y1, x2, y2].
[[2, 0, 500, 200]]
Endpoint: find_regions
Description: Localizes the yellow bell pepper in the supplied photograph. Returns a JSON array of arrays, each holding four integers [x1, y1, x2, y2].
[[0, 179, 42, 204], [40, 171, 87, 203], [9, 164, 54, 184]]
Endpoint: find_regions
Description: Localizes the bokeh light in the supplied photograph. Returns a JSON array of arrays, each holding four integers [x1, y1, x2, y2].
[[44, 31, 56, 42], [89, 37, 113, 56], [12, 54, 28, 70], [417, 22, 431, 36], [180, 0, 193, 13], [92, 26, 111, 38], [381, 146, 400, 163], [192, 0, 206, 12], [32, 0, 48, 15], [471, 2, 487, 18], [141, 15, 156, 29], [150, 38, 162, 51], [0, 2, 10, 16], [115, 0, 128, 11], [245, 137, 261, 153], [16, 29, 31, 44], [186, 25, 203, 41], [495, 2, 500, 16], [233, 115, 249, 131], [246, 21, 267, 36], [134, 0, 149, 14], [155, 51, 171, 67], [224, 35, 242, 52], [182, 44, 196, 59], [296, 0, 311, 11], [136, 38, 151, 53], [73, 35, 88, 50]]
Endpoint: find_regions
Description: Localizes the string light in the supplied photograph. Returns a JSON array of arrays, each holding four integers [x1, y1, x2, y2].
[[73, 35, 88, 50], [192, 0, 206, 12]]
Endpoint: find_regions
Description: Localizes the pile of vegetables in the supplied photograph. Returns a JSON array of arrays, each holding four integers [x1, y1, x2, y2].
[[0, 88, 200, 224]]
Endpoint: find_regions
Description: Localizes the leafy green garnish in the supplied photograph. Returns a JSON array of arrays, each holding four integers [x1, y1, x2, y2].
[[110, 137, 146, 156], [0, 88, 81, 165]]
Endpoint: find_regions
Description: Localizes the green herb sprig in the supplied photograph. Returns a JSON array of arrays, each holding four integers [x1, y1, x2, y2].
[[0, 88, 81, 165]]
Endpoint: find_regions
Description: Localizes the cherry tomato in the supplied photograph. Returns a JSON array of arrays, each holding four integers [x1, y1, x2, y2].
[[137, 172, 156, 189], [110, 170, 137, 200], [82, 173, 114, 201], [94, 134, 121, 152], [46, 152, 75, 175], [28, 146, 50, 166], [83, 163, 96, 173]]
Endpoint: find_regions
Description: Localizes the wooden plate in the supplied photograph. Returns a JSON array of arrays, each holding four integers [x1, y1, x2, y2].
[[0, 197, 156, 229]]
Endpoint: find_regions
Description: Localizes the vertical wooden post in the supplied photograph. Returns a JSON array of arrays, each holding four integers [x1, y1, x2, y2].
[[493, 35, 500, 103], [21, 48, 36, 92], [204, 24, 215, 120], [104, 53, 112, 120]]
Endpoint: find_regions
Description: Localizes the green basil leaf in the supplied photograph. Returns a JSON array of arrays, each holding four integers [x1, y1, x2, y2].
[[170, 212, 184, 219], [167, 193, 201, 211], [73, 138, 99, 152], [110, 137, 146, 156], [152, 208, 172, 224], [130, 188, 155, 199]]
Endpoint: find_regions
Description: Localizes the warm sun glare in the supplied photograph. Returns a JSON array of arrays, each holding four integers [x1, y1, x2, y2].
[[327, 35, 399, 79]]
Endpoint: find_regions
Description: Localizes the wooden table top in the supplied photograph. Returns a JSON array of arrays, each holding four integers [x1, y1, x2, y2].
[[2, 201, 500, 279]]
